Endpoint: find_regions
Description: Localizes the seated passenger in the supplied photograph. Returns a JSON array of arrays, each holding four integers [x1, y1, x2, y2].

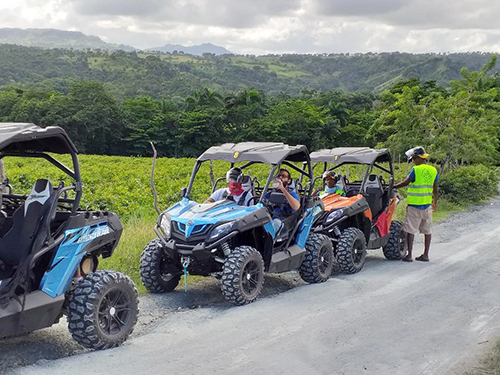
[[204, 167, 253, 206], [314, 171, 345, 197]]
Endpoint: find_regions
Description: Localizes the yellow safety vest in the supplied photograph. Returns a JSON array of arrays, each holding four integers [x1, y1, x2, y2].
[[407, 164, 437, 206]]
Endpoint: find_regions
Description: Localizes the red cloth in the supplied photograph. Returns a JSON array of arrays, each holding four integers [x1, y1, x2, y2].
[[228, 182, 243, 195], [375, 211, 389, 237]]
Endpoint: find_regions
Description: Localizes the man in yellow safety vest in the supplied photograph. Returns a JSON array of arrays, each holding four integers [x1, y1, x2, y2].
[[394, 147, 439, 262]]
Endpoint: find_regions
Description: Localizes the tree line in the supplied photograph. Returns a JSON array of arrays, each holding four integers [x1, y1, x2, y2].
[[1, 44, 499, 99], [0, 56, 499, 173]]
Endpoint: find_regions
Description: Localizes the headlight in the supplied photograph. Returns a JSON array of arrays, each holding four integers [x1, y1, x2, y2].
[[209, 222, 234, 241], [326, 209, 344, 223], [160, 215, 171, 239]]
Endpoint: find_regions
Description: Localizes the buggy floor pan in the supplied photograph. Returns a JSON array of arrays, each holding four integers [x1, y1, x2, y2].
[[0, 290, 65, 337]]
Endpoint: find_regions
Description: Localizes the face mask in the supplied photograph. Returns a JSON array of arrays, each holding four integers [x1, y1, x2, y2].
[[228, 182, 243, 196], [325, 186, 337, 194]]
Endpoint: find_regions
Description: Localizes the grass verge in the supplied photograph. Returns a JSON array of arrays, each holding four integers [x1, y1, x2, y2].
[[465, 340, 500, 375]]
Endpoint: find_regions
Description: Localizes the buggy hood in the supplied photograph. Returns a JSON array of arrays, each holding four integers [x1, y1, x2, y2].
[[165, 198, 263, 238]]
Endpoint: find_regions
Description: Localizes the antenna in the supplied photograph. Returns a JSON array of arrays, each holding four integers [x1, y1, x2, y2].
[[150, 142, 161, 216]]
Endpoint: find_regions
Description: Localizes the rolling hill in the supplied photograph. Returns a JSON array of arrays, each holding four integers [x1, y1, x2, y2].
[[0, 28, 135, 51]]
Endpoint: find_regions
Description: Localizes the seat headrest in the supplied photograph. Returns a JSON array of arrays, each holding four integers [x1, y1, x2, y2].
[[241, 175, 253, 192], [24, 179, 52, 216]]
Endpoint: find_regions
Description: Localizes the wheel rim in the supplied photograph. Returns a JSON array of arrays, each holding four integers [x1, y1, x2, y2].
[[241, 260, 261, 297], [160, 255, 176, 282], [318, 245, 332, 276], [352, 239, 365, 266], [98, 288, 132, 336]]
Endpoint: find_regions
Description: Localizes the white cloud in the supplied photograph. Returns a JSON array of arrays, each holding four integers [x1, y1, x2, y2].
[[0, 0, 500, 54]]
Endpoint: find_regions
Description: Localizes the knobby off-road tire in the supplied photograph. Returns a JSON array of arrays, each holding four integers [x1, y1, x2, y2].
[[140, 238, 180, 293], [383, 220, 408, 260], [336, 227, 367, 274], [68, 270, 138, 350], [299, 233, 334, 283], [221, 246, 264, 306]]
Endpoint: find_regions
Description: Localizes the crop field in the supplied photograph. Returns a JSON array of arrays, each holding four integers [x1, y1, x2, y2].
[[4, 154, 456, 291]]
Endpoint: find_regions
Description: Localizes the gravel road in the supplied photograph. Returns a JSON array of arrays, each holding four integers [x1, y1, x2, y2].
[[3, 196, 500, 375]]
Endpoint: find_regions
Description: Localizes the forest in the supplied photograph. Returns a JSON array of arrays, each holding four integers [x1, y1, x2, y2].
[[1, 49, 499, 172]]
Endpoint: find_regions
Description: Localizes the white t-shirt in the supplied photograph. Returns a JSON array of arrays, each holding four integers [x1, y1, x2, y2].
[[210, 188, 252, 206]]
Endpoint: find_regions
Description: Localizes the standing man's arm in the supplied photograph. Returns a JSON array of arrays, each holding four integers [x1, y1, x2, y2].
[[393, 176, 411, 189], [432, 181, 439, 211]]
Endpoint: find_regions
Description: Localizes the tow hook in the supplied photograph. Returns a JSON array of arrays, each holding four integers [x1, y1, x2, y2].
[[181, 256, 191, 293]]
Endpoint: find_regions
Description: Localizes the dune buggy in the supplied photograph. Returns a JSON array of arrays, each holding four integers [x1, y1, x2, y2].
[[310, 147, 407, 273], [140, 142, 332, 305], [0, 123, 138, 349]]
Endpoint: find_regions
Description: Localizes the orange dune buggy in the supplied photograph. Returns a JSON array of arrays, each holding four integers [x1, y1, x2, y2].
[[309, 147, 407, 273]]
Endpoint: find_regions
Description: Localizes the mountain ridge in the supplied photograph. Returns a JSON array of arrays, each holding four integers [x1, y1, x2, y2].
[[0, 28, 136, 51], [145, 42, 233, 55]]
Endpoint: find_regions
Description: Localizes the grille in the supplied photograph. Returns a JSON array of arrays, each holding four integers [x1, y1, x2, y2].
[[173, 221, 213, 240]]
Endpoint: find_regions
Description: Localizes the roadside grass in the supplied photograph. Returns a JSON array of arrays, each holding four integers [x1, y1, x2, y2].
[[465, 340, 500, 375], [100, 215, 155, 294], [100, 213, 203, 294], [394, 197, 467, 223]]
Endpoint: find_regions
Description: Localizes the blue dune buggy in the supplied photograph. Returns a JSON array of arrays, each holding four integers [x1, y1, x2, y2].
[[0, 123, 138, 349], [141, 142, 333, 305]]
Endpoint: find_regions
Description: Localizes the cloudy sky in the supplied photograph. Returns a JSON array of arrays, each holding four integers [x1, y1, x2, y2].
[[0, 0, 499, 54]]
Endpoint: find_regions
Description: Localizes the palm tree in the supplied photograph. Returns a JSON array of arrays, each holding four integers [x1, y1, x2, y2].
[[186, 87, 224, 110], [327, 100, 349, 128]]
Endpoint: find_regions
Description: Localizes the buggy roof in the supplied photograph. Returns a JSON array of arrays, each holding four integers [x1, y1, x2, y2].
[[0, 123, 78, 155], [198, 142, 309, 164], [310, 147, 391, 165]]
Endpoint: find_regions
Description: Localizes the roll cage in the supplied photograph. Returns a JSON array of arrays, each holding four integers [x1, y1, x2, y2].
[[185, 142, 314, 203], [0, 123, 82, 215], [310, 147, 394, 196]]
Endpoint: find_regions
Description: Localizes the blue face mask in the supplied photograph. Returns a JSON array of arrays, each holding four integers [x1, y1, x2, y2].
[[325, 186, 337, 194]]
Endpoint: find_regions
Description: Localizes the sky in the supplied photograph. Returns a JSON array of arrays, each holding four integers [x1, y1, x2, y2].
[[1, 0, 499, 55]]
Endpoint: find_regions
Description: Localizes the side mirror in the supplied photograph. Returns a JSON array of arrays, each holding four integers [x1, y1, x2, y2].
[[180, 187, 187, 198]]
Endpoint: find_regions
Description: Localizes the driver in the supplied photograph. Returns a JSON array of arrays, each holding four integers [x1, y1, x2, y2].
[[272, 169, 300, 215], [314, 171, 345, 197], [204, 167, 253, 206], [267, 168, 301, 238]]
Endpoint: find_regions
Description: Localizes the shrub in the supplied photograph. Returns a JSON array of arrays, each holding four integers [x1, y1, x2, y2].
[[439, 164, 499, 204]]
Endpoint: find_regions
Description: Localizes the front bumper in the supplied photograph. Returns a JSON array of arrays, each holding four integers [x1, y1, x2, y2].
[[313, 216, 346, 236], [155, 225, 238, 260]]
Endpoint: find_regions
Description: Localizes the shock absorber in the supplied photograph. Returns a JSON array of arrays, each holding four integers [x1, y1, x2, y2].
[[220, 241, 231, 257]]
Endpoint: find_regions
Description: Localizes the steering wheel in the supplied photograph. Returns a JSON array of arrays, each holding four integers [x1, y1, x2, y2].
[[380, 176, 386, 186], [247, 196, 261, 205]]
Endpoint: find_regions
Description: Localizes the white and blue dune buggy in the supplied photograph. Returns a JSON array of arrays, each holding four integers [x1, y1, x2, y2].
[[0, 123, 138, 349], [141, 142, 334, 305]]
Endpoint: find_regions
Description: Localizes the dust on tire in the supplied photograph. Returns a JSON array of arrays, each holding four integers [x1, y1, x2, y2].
[[383, 220, 407, 260], [140, 238, 180, 293], [67, 270, 138, 350], [299, 233, 334, 283], [336, 227, 367, 274], [221, 245, 264, 306]]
